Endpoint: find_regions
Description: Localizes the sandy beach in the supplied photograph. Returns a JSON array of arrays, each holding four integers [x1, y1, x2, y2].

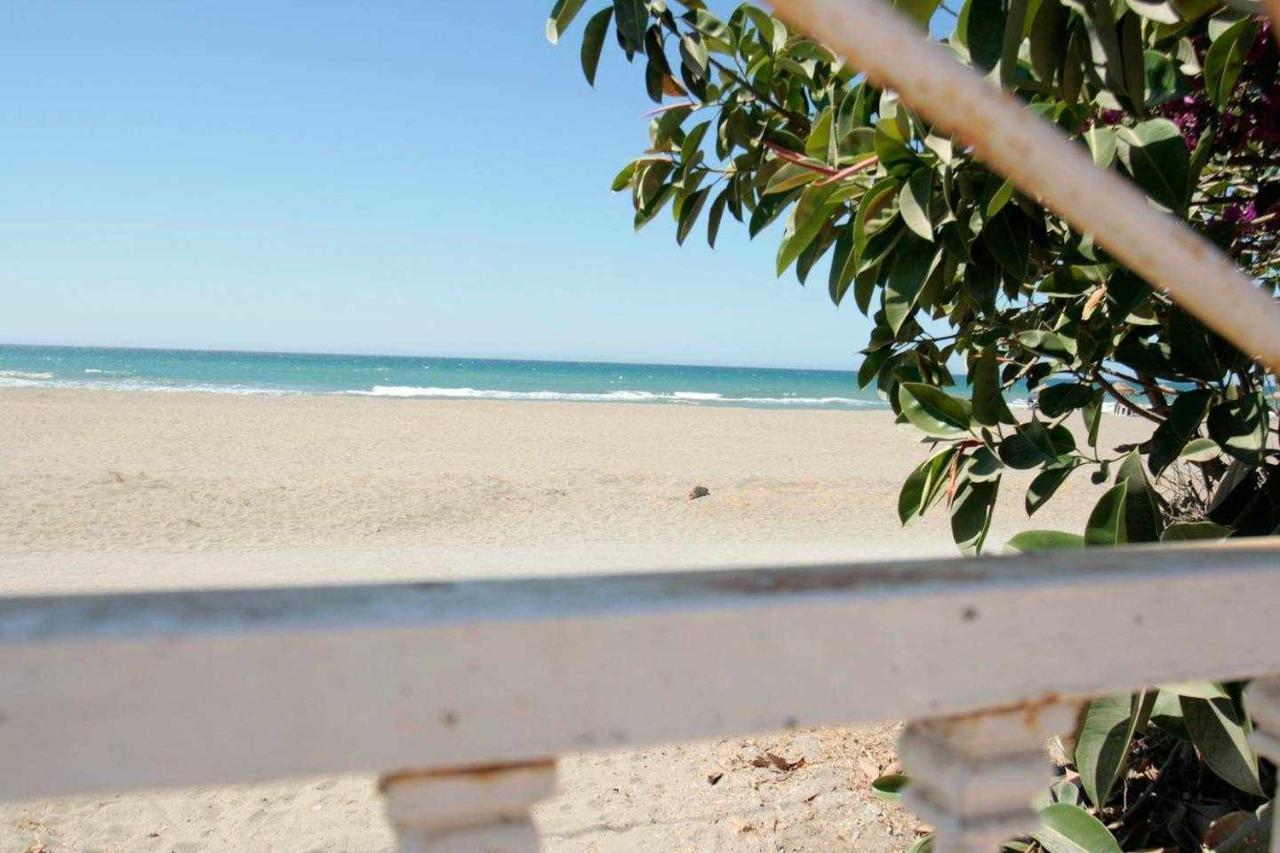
[[0, 387, 1151, 851]]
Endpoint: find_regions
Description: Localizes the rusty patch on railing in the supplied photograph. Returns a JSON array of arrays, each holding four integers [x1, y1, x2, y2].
[[945, 691, 1067, 730], [379, 757, 555, 790]]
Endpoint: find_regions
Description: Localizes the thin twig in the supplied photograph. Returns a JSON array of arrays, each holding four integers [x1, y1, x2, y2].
[[1096, 372, 1166, 424]]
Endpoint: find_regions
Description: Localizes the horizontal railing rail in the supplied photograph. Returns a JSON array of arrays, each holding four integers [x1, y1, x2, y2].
[[3, 542, 1280, 849]]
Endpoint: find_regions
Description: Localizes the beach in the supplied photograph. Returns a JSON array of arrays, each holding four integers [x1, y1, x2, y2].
[[0, 387, 1151, 851]]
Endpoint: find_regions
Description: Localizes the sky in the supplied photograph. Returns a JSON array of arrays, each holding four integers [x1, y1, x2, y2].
[[0, 1, 882, 370]]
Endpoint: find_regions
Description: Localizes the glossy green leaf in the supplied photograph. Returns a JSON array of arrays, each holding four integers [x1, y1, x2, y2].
[[612, 0, 648, 54], [547, 0, 589, 44], [959, 0, 1005, 72], [1000, 0, 1030, 88], [1208, 393, 1268, 466], [899, 447, 958, 523], [853, 178, 901, 266], [1161, 520, 1231, 541], [1026, 464, 1077, 515], [871, 773, 911, 802], [1181, 695, 1263, 796], [1203, 17, 1260, 109], [1075, 694, 1139, 807], [676, 187, 710, 246], [983, 209, 1032, 280], [706, 187, 729, 249], [899, 170, 934, 241], [579, 7, 614, 85], [884, 236, 939, 333], [1034, 803, 1123, 853], [1149, 389, 1214, 476], [951, 476, 999, 555], [1116, 119, 1191, 212], [1085, 482, 1128, 546], [1116, 452, 1162, 543], [1005, 529, 1086, 552], [898, 382, 973, 438], [1178, 437, 1221, 462], [972, 348, 1015, 427]]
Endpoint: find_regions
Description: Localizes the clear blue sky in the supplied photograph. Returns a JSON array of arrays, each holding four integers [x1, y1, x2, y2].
[[0, 1, 879, 369]]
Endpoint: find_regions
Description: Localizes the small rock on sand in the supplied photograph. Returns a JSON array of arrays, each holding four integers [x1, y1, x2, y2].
[[689, 485, 710, 500]]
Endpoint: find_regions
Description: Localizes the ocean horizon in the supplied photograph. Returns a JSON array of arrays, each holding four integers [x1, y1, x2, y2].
[[0, 343, 1004, 412]]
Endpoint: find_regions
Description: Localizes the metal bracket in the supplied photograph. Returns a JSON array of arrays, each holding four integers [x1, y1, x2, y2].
[[898, 699, 1079, 853], [380, 759, 557, 852]]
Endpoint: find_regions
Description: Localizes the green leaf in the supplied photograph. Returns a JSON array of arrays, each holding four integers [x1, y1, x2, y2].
[[898, 382, 973, 438], [1149, 389, 1213, 476], [1000, 0, 1030, 89], [899, 447, 958, 524], [959, 0, 1005, 72], [854, 178, 900, 266], [1075, 694, 1139, 808], [776, 183, 838, 276], [547, 0, 589, 44], [1208, 393, 1268, 466], [884, 236, 939, 333], [1026, 464, 1078, 515], [951, 477, 999, 555], [1116, 119, 1191, 213], [1085, 482, 1128, 546], [764, 163, 822, 196], [1179, 437, 1221, 462], [579, 7, 614, 85], [676, 187, 710, 246], [984, 177, 1016, 219], [972, 348, 1016, 427], [1029, 0, 1068, 85], [610, 160, 637, 192], [1181, 695, 1263, 796], [678, 33, 709, 82], [706, 187, 729, 249], [898, 170, 934, 241], [1084, 126, 1117, 168], [1037, 383, 1094, 418], [1161, 520, 1231, 542], [1034, 803, 1123, 853], [1115, 452, 1162, 543], [871, 773, 911, 803], [1015, 330, 1077, 360], [1203, 17, 1260, 110], [908, 834, 935, 853], [612, 0, 648, 54], [1005, 529, 1086, 552], [983, 208, 1032, 280]]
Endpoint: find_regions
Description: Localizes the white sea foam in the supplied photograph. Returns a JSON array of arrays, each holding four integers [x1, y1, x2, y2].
[[0, 370, 54, 380], [348, 385, 879, 408]]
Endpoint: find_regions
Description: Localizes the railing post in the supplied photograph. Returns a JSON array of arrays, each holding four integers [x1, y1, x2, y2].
[[379, 760, 557, 852], [898, 700, 1079, 853], [1245, 677, 1280, 853]]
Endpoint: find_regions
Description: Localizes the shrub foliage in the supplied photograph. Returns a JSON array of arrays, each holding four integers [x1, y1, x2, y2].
[[549, 0, 1277, 847]]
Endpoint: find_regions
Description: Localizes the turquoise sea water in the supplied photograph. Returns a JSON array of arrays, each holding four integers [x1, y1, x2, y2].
[[0, 345, 900, 410]]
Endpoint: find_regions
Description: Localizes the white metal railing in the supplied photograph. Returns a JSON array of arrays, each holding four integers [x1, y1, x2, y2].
[[2, 543, 1280, 850]]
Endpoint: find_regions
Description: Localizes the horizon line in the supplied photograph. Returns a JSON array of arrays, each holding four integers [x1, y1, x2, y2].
[[0, 341, 863, 375]]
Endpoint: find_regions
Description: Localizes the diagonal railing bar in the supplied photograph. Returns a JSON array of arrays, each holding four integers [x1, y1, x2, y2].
[[766, 0, 1280, 375]]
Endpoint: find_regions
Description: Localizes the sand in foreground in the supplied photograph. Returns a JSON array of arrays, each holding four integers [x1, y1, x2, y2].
[[0, 389, 1151, 851]]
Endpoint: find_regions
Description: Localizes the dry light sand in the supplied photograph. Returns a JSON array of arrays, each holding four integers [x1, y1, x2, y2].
[[0, 388, 1151, 852]]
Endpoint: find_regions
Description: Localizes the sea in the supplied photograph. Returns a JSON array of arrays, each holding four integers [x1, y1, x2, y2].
[[0, 344, 1005, 412]]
